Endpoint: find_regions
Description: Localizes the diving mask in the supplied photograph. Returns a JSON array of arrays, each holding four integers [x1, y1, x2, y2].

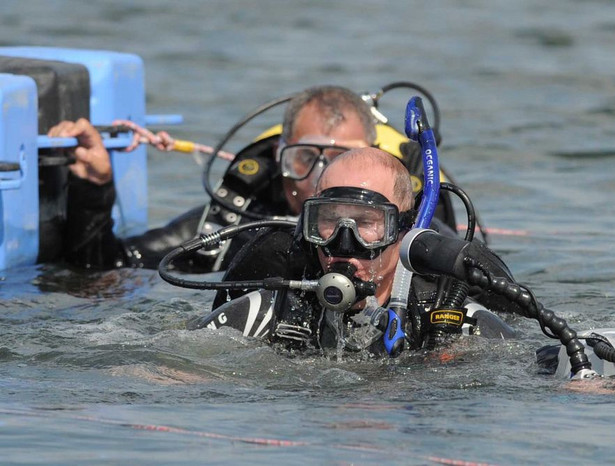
[[303, 187, 415, 258]]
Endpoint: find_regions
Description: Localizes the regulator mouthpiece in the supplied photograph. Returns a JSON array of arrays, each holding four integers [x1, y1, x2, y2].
[[316, 262, 376, 313]]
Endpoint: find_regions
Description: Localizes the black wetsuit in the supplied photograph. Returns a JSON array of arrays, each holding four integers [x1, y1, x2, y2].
[[63, 135, 458, 272], [65, 174, 227, 270]]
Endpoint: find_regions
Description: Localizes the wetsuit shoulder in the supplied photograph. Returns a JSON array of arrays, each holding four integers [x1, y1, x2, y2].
[[212, 227, 296, 308]]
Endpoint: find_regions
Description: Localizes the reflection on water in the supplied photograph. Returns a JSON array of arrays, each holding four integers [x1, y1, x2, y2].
[[31, 265, 159, 299]]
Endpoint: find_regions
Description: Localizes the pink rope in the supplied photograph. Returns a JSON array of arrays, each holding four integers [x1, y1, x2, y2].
[[0, 407, 497, 463], [112, 119, 235, 161]]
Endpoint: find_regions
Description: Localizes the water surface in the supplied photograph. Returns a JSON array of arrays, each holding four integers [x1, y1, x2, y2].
[[1, 0, 615, 464]]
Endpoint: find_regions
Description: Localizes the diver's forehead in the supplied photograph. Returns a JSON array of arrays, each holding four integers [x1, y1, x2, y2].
[[320, 166, 394, 202], [292, 103, 370, 145]]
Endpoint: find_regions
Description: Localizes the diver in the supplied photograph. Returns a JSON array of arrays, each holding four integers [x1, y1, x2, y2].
[[194, 147, 516, 354], [48, 85, 459, 272]]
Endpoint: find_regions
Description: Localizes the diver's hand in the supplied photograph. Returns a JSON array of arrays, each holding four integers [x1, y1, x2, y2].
[[47, 118, 113, 185]]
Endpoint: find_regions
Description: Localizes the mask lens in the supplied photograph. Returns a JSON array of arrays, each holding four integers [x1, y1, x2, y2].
[[281, 145, 320, 179], [310, 202, 387, 247], [280, 144, 350, 180]]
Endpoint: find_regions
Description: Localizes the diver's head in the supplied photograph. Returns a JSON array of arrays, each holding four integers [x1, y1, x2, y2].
[[304, 147, 415, 306], [277, 86, 376, 215]]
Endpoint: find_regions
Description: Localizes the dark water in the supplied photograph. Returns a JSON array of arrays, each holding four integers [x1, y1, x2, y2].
[[2, 0, 615, 464]]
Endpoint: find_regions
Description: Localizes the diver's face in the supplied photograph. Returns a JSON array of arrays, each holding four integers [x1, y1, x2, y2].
[[282, 102, 370, 215], [316, 161, 403, 307]]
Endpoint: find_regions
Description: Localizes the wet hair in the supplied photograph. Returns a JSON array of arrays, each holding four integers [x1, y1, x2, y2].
[[317, 148, 414, 211], [281, 85, 377, 144]]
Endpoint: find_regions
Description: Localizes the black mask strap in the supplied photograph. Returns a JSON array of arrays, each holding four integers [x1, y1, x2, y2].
[[399, 209, 418, 231]]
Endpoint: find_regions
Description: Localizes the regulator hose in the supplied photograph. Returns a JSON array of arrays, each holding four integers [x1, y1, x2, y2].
[[427, 182, 474, 322], [587, 338, 615, 363], [158, 219, 296, 289], [371, 81, 441, 138], [464, 257, 592, 376], [158, 219, 376, 312]]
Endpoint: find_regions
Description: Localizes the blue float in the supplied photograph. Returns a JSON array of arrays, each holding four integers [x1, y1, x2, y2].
[[0, 73, 39, 270], [0, 47, 150, 271]]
